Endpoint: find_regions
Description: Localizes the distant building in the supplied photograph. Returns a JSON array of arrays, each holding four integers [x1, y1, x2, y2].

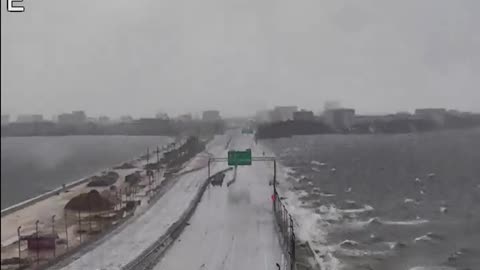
[[58, 111, 86, 125], [254, 110, 271, 123], [324, 101, 341, 111], [393, 112, 412, 120], [270, 106, 298, 122], [415, 108, 447, 126], [324, 108, 355, 130], [17, 114, 43, 123], [177, 114, 193, 122], [293, 110, 314, 121], [155, 112, 169, 120], [120, 115, 134, 123], [1, 115, 10, 125], [131, 118, 173, 135], [202, 110, 221, 122], [98, 116, 111, 125]]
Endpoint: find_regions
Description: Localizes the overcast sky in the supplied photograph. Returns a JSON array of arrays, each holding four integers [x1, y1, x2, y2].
[[1, 0, 479, 119]]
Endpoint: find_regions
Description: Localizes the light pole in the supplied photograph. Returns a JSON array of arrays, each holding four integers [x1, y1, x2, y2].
[[51, 215, 56, 258], [35, 220, 40, 265], [64, 211, 69, 250], [146, 147, 150, 166], [77, 210, 82, 243], [17, 226, 21, 268]]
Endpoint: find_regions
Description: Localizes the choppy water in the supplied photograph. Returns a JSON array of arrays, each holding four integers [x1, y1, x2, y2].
[[1, 136, 172, 209], [265, 129, 480, 270]]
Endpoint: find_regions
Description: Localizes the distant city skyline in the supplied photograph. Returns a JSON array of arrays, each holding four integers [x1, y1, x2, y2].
[[2, 104, 478, 123]]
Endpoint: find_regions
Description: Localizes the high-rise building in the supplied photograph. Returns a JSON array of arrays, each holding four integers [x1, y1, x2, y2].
[[270, 106, 298, 122], [323, 108, 355, 130]]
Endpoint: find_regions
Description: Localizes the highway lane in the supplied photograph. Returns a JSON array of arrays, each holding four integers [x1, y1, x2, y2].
[[154, 134, 283, 270]]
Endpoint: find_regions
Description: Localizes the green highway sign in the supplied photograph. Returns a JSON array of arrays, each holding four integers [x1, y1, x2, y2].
[[228, 149, 252, 166]]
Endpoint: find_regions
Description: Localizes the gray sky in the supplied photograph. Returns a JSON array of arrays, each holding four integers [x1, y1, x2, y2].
[[1, 0, 479, 119]]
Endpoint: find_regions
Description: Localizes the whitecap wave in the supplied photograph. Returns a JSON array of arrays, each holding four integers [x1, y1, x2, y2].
[[414, 232, 443, 243], [382, 219, 429, 225], [338, 205, 374, 214], [338, 239, 360, 248], [319, 192, 336, 197], [404, 198, 419, 204], [409, 266, 456, 270], [386, 241, 407, 249], [311, 160, 327, 166], [352, 217, 429, 228]]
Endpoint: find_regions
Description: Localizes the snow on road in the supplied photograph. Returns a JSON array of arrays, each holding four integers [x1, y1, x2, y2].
[[154, 134, 283, 270], [56, 135, 231, 270]]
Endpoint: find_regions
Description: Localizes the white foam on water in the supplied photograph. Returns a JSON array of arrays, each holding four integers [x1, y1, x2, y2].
[[386, 241, 407, 250], [311, 160, 322, 166], [280, 190, 345, 270], [338, 239, 360, 248], [409, 266, 456, 270], [338, 205, 374, 214], [404, 198, 420, 204], [317, 205, 343, 222], [298, 190, 309, 197], [335, 247, 389, 257], [347, 217, 429, 229], [414, 232, 442, 243], [382, 219, 429, 225], [414, 235, 434, 242]]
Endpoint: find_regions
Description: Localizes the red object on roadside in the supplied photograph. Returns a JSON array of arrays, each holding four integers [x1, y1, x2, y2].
[[21, 234, 57, 250], [271, 194, 276, 202]]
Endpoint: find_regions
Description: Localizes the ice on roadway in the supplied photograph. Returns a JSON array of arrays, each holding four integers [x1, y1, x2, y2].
[[57, 135, 231, 270], [154, 134, 282, 270]]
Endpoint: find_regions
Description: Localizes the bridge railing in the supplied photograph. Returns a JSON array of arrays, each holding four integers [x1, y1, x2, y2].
[[273, 190, 296, 270]]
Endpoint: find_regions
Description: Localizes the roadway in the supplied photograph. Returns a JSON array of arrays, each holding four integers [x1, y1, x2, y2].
[[154, 133, 283, 270]]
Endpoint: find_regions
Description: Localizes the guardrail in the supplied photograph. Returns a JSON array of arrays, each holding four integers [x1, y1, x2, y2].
[[122, 167, 233, 270], [273, 190, 296, 270]]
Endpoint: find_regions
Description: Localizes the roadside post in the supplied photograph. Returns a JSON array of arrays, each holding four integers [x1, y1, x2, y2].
[[64, 211, 69, 249], [35, 220, 39, 265], [146, 147, 150, 166], [17, 226, 21, 267], [51, 215, 56, 258], [77, 211, 82, 243]]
